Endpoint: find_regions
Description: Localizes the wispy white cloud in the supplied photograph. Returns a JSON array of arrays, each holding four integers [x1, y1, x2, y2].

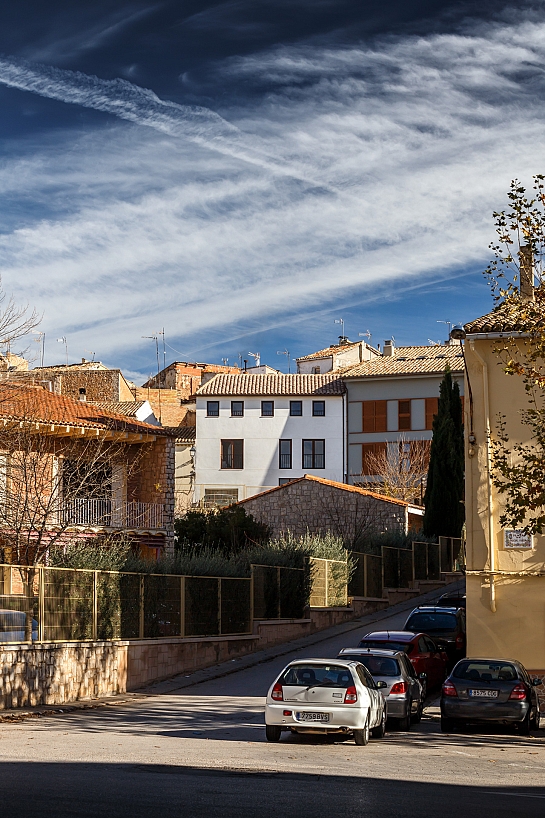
[[1, 13, 545, 373]]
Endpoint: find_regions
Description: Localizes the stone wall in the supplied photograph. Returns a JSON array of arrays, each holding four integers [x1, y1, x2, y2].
[[134, 436, 175, 551], [239, 477, 408, 538]]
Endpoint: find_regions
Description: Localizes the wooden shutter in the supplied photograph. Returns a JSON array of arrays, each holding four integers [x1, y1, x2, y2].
[[375, 400, 387, 432], [425, 398, 438, 430], [361, 442, 387, 475], [362, 400, 387, 432], [398, 400, 411, 431]]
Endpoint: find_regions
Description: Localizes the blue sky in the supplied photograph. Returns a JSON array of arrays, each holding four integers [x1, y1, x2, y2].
[[0, 1, 543, 381]]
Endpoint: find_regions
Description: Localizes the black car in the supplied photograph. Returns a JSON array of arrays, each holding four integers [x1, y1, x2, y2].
[[403, 606, 466, 663], [441, 658, 541, 734], [437, 592, 466, 610]]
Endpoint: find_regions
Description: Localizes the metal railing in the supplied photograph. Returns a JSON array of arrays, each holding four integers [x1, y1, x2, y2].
[[251, 564, 306, 619], [0, 563, 251, 643], [59, 499, 165, 530], [349, 541, 447, 598], [309, 557, 348, 608]]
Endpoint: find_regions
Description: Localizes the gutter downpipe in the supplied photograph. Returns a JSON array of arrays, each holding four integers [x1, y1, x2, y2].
[[469, 340, 496, 612]]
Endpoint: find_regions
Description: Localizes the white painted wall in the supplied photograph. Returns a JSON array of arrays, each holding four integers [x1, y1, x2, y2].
[[195, 395, 345, 501]]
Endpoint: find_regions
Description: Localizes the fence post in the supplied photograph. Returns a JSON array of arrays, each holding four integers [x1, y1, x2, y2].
[[411, 544, 415, 587], [363, 554, 368, 598], [426, 544, 429, 581], [139, 574, 145, 639], [250, 568, 254, 624], [38, 566, 45, 643], [218, 578, 222, 635], [277, 567, 281, 618], [92, 571, 98, 641], [180, 576, 185, 638], [325, 560, 329, 608]]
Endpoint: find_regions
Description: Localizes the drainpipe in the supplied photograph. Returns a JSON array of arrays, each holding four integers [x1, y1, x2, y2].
[[469, 340, 496, 612]]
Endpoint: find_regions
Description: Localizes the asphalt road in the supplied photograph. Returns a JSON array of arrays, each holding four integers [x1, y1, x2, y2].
[[1, 596, 545, 817]]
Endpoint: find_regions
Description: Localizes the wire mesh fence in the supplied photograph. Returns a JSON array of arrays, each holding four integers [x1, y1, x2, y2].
[[308, 558, 348, 608], [349, 541, 444, 596], [0, 563, 252, 643], [251, 564, 306, 619]]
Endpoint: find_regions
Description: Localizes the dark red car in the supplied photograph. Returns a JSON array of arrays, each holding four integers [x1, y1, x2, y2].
[[358, 630, 448, 694]]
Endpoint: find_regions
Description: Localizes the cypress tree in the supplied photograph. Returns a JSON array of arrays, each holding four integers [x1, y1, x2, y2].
[[422, 366, 464, 537]]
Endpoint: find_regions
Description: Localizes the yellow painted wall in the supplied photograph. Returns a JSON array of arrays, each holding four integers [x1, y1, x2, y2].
[[465, 336, 545, 669]]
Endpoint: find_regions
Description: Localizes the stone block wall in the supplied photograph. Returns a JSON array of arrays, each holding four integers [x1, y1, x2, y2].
[[240, 478, 407, 538], [134, 436, 175, 550]]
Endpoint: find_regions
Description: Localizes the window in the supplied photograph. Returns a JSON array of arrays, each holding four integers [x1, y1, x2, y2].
[[203, 489, 238, 508], [302, 439, 325, 469], [221, 439, 243, 469], [290, 400, 302, 416], [261, 400, 274, 417], [312, 400, 325, 417], [361, 442, 387, 475], [398, 400, 411, 431], [425, 397, 438, 430], [279, 439, 292, 469], [207, 401, 219, 417], [311, 366, 321, 374], [278, 478, 293, 486], [362, 400, 387, 432], [231, 401, 244, 417]]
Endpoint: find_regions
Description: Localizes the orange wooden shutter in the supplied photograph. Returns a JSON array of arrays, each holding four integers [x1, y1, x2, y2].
[[362, 401, 375, 432], [425, 398, 438, 430], [375, 400, 387, 432]]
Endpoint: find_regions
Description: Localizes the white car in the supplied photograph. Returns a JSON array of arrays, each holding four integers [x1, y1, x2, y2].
[[265, 658, 387, 745]]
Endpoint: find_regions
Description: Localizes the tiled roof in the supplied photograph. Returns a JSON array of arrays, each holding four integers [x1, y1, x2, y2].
[[237, 474, 423, 509], [342, 345, 463, 378], [90, 401, 146, 417], [297, 341, 361, 362], [464, 308, 525, 334], [163, 425, 196, 442], [196, 374, 346, 397], [0, 384, 166, 435]]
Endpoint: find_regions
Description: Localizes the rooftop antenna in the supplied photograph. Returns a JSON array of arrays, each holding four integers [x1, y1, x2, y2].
[[159, 328, 166, 372], [56, 336, 68, 365], [277, 349, 291, 374], [222, 357, 229, 366], [358, 330, 372, 344], [32, 330, 45, 367], [248, 351, 261, 368], [142, 333, 161, 422], [84, 349, 96, 362], [428, 339, 441, 346], [334, 318, 345, 338]]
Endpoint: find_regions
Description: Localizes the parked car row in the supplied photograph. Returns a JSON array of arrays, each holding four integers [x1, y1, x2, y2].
[[265, 602, 541, 744]]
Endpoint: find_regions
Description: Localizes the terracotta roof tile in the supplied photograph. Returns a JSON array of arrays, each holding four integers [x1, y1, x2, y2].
[[297, 341, 361, 362], [237, 474, 423, 509], [90, 400, 147, 416], [0, 384, 166, 435], [196, 374, 346, 397], [342, 345, 463, 378], [464, 308, 526, 334]]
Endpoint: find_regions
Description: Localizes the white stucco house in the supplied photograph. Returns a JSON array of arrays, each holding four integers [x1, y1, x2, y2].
[[194, 373, 347, 506]]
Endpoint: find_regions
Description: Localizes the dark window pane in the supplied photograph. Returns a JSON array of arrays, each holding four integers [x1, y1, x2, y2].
[[261, 401, 274, 417], [279, 439, 292, 469], [290, 401, 302, 416], [312, 401, 325, 416], [221, 439, 243, 469], [231, 401, 244, 417], [207, 401, 219, 417]]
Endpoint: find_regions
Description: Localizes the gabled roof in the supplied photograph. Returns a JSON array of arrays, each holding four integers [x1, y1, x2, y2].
[[464, 308, 525, 335], [196, 374, 346, 397], [165, 425, 196, 442], [90, 400, 146, 416], [342, 345, 463, 378], [237, 474, 423, 510], [0, 384, 167, 436], [297, 341, 361, 362]]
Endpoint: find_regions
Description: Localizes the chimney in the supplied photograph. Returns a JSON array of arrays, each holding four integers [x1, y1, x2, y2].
[[519, 244, 535, 301], [81, 357, 86, 363], [383, 339, 395, 357], [78, 387, 87, 402]]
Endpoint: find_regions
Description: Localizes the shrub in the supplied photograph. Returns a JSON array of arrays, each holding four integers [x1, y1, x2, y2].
[[174, 506, 270, 554]]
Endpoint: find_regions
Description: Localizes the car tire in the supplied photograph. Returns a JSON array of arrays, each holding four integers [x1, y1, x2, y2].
[[371, 708, 387, 739], [517, 712, 531, 736], [411, 700, 423, 725], [531, 709, 541, 731], [354, 716, 370, 746], [440, 717, 455, 733], [265, 725, 282, 742], [397, 704, 411, 731]]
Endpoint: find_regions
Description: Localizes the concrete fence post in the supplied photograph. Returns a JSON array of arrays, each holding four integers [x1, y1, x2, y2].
[[92, 571, 98, 641]]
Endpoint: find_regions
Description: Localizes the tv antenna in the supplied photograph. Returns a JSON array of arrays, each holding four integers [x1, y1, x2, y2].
[[248, 351, 261, 368], [222, 357, 229, 366], [334, 318, 345, 338], [277, 349, 291, 373], [84, 349, 96, 362], [142, 333, 161, 422], [56, 336, 68, 365], [359, 330, 372, 344]]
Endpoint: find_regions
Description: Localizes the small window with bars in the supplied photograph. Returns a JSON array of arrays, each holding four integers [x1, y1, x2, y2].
[[290, 401, 303, 416], [261, 400, 274, 417], [302, 439, 325, 469], [231, 401, 244, 417], [207, 401, 219, 417], [279, 439, 292, 469], [312, 401, 325, 416], [221, 439, 243, 469]]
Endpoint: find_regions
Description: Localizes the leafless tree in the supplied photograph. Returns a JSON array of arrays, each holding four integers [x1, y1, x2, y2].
[[358, 436, 430, 504], [0, 279, 41, 355]]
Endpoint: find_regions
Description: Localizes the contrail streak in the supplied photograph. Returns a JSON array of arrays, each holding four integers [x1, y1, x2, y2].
[[0, 57, 332, 190]]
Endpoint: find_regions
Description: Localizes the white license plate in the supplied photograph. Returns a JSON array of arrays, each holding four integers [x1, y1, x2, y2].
[[296, 712, 330, 722], [468, 689, 499, 698]]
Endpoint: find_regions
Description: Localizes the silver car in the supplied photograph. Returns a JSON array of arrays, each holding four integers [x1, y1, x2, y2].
[[337, 648, 424, 730]]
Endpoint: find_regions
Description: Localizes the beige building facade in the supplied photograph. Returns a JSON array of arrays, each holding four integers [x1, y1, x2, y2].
[[463, 312, 545, 681]]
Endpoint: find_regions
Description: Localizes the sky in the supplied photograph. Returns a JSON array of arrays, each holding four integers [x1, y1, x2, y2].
[[0, 1, 544, 381]]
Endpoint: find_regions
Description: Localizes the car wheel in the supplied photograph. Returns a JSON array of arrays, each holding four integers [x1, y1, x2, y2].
[[440, 717, 455, 733], [354, 716, 370, 746], [371, 708, 387, 739], [397, 703, 411, 731], [531, 709, 541, 731], [411, 700, 423, 725], [517, 712, 531, 736], [265, 725, 282, 742]]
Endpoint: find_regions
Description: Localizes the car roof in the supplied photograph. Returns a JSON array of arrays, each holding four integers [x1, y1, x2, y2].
[[408, 606, 459, 613], [338, 648, 403, 658], [361, 631, 417, 642], [285, 658, 355, 668], [454, 657, 519, 664]]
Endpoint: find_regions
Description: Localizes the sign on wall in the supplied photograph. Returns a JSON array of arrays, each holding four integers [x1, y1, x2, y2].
[[503, 530, 534, 550]]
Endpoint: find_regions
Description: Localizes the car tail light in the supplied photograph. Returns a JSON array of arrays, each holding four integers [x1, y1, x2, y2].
[[442, 680, 458, 697], [344, 685, 358, 704], [509, 683, 528, 701], [455, 635, 464, 648], [283, 710, 292, 716], [271, 682, 283, 701], [389, 681, 407, 695]]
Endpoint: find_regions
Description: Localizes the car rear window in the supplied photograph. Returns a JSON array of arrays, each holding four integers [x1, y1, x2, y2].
[[0, 611, 24, 630], [280, 664, 354, 688], [342, 655, 400, 677], [406, 613, 457, 632], [453, 661, 518, 682], [358, 640, 412, 654]]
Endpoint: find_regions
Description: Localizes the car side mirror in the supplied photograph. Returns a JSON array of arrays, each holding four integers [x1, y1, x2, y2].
[[376, 680, 388, 689], [532, 678, 542, 686]]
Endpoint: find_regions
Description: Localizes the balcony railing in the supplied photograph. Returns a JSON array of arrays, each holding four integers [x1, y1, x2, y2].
[[60, 499, 165, 530]]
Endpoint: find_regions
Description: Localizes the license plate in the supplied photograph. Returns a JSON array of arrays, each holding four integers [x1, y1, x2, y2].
[[468, 689, 499, 698], [296, 712, 329, 722]]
